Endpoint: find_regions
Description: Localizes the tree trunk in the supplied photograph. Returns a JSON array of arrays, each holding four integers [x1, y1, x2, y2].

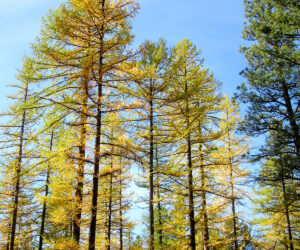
[[226, 116, 238, 250], [88, 71, 103, 250], [149, 81, 155, 250], [230, 165, 238, 250], [70, 220, 73, 239], [282, 178, 294, 250], [107, 173, 113, 250], [107, 143, 114, 250], [88, 1, 105, 249], [6, 223, 11, 250], [187, 134, 196, 250], [281, 80, 300, 156], [38, 131, 54, 250], [199, 142, 209, 250], [119, 157, 123, 250], [73, 76, 88, 244], [155, 145, 163, 248], [10, 84, 28, 250], [185, 79, 196, 250]]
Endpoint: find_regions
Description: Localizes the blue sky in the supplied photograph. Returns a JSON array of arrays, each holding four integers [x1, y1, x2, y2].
[[0, 0, 247, 111], [134, 0, 247, 96]]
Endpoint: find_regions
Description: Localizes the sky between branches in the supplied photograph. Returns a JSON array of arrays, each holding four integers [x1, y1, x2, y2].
[[0, 0, 247, 112]]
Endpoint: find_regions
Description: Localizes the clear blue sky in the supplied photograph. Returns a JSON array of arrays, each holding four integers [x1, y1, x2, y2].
[[0, 0, 247, 111]]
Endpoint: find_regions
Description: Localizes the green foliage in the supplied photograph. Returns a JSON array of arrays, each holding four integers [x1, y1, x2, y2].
[[237, 0, 300, 155]]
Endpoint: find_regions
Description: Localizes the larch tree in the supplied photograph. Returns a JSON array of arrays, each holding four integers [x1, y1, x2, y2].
[[165, 39, 221, 249], [193, 77, 220, 250], [212, 95, 250, 249], [16, 1, 139, 248], [0, 58, 44, 249], [94, 112, 134, 249], [63, 2, 139, 248], [38, 130, 54, 250], [21, 5, 94, 246], [132, 38, 169, 249]]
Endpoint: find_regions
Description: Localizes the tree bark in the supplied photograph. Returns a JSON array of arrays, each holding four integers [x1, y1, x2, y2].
[[73, 76, 88, 244], [119, 157, 123, 250], [230, 165, 238, 250], [199, 141, 209, 250], [187, 134, 196, 250], [155, 145, 163, 247], [88, 1, 105, 247], [226, 114, 238, 250], [281, 80, 300, 156], [10, 84, 28, 250], [282, 178, 294, 250], [88, 70, 103, 249], [38, 131, 54, 250], [185, 80, 196, 250], [107, 142, 114, 250], [149, 80, 155, 250], [107, 173, 113, 250]]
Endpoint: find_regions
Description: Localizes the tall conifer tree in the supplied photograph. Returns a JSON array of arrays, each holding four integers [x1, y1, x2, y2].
[[166, 39, 221, 249]]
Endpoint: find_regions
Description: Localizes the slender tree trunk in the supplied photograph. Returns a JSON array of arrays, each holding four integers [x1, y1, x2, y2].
[[107, 173, 113, 250], [185, 79, 196, 250], [282, 178, 294, 250], [88, 2, 105, 249], [281, 80, 300, 156], [88, 69, 103, 249], [6, 223, 11, 250], [10, 84, 28, 250], [155, 145, 163, 248], [230, 164, 238, 250], [225, 116, 238, 250], [199, 142, 209, 250], [73, 76, 88, 244], [70, 220, 73, 239], [149, 81, 155, 250], [107, 143, 114, 250], [38, 131, 54, 250], [6, 202, 13, 250], [119, 157, 123, 250], [187, 134, 196, 250], [157, 183, 163, 248], [285, 242, 289, 250]]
